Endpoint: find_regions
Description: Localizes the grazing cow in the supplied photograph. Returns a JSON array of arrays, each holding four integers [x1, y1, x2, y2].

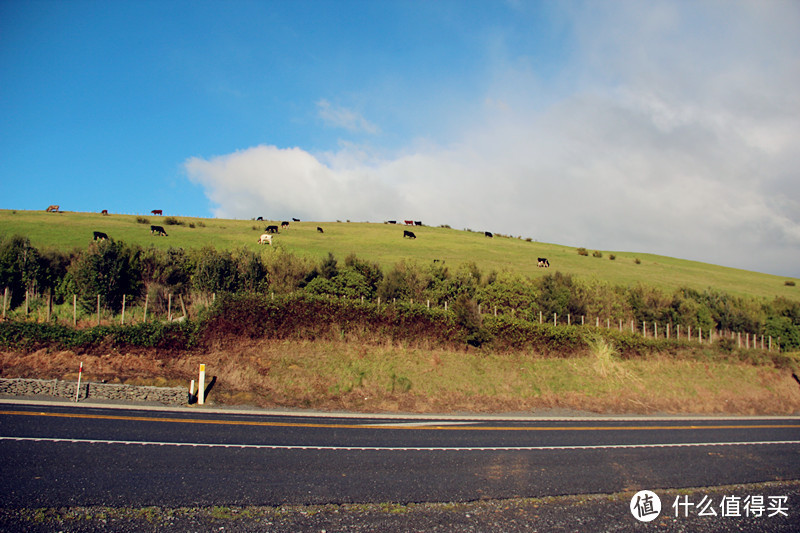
[[537, 257, 550, 268], [388, 220, 397, 224], [151, 209, 162, 215], [292, 218, 300, 222], [485, 231, 493, 238], [258, 233, 273, 245], [265, 225, 279, 233], [403, 230, 416, 239], [93, 231, 109, 241], [101, 209, 109, 216], [281, 221, 290, 228], [414, 221, 422, 226], [317, 226, 324, 233], [46, 205, 59, 212], [404, 220, 414, 226], [256, 216, 263, 221], [150, 225, 168, 236]]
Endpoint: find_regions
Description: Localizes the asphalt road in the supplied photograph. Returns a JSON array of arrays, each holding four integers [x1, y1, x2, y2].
[[1, 401, 798, 509]]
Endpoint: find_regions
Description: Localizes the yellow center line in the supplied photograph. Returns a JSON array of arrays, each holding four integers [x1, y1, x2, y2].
[[2, 410, 799, 432]]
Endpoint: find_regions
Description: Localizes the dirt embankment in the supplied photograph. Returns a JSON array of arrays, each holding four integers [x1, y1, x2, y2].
[[2, 336, 800, 415]]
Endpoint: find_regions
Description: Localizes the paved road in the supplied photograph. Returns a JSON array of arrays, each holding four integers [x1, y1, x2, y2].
[[1, 401, 799, 508]]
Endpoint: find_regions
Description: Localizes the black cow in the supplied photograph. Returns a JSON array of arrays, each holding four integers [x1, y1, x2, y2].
[[93, 231, 109, 241], [485, 231, 493, 238], [317, 227, 324, 233], [292, 218, 300, 222], [537, 257, 550, 268], [265, 225, 279, 233], [387, 220, 397, 224], [256, 216, 263, 221], [414, 221, 422, 226], [151, 225, 168, 236], [281, 221, 290, 228], [403, 230, 416, 239]]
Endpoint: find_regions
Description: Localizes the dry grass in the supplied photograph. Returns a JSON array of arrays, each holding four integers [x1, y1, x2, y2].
[[2, 340, 799, 415]]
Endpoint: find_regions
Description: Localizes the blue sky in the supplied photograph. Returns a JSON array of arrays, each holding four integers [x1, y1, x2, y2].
[[1, 1, 799, 277]]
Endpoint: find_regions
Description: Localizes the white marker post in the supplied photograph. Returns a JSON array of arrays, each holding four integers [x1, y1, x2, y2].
[[190, 379, 195, 404], [75, 361, 83, 402], [198, 364, 206, 405]]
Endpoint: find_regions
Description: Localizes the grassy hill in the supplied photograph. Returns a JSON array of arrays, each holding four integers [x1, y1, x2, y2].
[[1, 208, 797, 301]]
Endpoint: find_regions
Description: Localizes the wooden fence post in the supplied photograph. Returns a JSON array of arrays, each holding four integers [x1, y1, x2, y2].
[[97, 294, 101, 326], [143, 293, 149, 322], [25, 290, 29, 316], [73, 294, 77, 326], [2, 287, 7, 319], [121, 294, 126, 325], [46, 293, 51, 323], [168, 293, 172, 321], [654, 322, 658, 339]]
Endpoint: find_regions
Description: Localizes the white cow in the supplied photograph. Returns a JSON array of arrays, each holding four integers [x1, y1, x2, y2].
[[258, 233, 273, 245]]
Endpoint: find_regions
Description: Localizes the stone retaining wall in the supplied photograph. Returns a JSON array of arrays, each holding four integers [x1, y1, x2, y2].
[[0, 378, 187, 405]]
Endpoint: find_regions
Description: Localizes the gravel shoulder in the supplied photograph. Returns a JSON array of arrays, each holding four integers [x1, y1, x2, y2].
[[2, 481, 799, 532]]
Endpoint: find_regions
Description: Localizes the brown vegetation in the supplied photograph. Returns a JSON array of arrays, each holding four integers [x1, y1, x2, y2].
[[2, 335, 799, 415]]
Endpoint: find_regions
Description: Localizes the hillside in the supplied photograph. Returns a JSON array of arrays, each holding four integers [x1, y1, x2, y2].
[[1, 208, 797, 302]]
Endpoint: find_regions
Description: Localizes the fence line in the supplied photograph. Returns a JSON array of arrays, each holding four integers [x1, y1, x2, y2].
[[0, 287, 784, 352]]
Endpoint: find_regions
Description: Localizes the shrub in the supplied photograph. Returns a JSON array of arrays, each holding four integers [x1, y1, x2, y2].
[[634, 258, 641, 264], [577, 247, 589, 256], [68, 239, 140, 312], [786, 280, 796, 287], [136, 216, 150, 224], [592, 250, 603, 258], [163, 217, 184, 226], [609, 254, 616, 261], [0, 235, 44, 308]]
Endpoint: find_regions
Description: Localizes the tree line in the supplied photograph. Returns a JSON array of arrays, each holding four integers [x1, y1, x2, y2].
[[1, 234, 798, 350]]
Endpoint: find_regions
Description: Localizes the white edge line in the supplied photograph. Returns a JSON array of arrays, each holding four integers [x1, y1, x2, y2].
[[2, 436, 799, 451], [3, 399, 799, 422]]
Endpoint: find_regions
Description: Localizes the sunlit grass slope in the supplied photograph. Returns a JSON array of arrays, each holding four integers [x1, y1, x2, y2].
[[1, 209, 797, 301]]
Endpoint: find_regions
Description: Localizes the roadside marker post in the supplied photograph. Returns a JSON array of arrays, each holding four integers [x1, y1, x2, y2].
[[75, 362, 83, 402], [198, 364, 206, 405]]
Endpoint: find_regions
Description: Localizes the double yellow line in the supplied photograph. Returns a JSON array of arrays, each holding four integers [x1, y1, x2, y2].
[[2, 410, 799, 432]]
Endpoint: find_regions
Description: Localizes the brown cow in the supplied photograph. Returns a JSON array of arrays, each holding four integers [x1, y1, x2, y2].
[[46, 205, 59, 212], [101, 209, 108, 216], [151, 209, 163, 215]]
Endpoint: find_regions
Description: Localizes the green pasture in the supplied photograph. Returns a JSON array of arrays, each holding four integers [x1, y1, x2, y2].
[[1, 209, 797, 301]]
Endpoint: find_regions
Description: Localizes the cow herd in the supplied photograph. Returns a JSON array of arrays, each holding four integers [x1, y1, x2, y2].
[[48, 205, 552, 267]]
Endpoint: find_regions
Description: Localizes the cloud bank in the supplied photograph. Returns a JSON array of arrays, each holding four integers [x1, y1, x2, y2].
[[186, 1, 800, 276]]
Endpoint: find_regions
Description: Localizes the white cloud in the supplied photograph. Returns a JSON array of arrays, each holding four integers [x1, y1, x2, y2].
[[186, 1, 800, 277], [317, 99, 380, 134]]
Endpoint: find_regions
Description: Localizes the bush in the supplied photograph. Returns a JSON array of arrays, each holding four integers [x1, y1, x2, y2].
[[592, 250, 603, 258], [0, 235, 44, 308], [577, 247, 589, 256], [68, 239, 140, 312], [786, 280, 796, 287]]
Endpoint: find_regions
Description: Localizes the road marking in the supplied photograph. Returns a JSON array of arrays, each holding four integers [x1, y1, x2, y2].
[[2, 435, 799, 451], [2, 410, 799, 432]]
